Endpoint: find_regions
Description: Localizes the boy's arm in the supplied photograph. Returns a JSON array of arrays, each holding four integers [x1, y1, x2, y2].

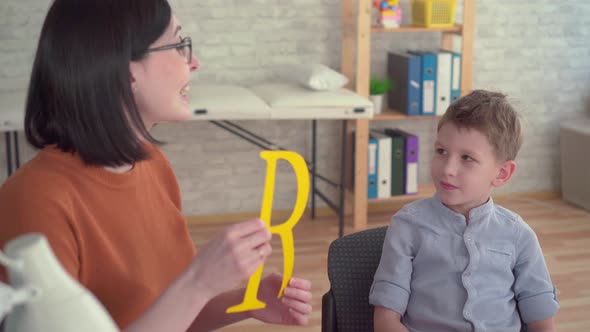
[[374, 306, 409, 332], [514, 220, 559, 325], [526, 317, 556, 332], [369, 211, 416, 329]]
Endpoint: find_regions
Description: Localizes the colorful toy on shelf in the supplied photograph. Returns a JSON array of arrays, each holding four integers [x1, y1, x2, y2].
[[373, 0, 402, 28]]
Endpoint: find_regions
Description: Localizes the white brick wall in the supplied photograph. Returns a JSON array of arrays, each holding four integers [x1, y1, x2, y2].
[[1, 0, 589, 215]]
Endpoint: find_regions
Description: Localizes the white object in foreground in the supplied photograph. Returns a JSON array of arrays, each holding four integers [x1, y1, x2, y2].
[[1, 233, 119, 332]]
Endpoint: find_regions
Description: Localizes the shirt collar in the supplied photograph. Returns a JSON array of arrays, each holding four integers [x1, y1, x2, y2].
[[469, 196, 495, 219], [433, 193, 495, 222]]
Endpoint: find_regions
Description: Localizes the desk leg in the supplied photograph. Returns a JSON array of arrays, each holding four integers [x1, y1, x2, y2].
[[339, 120, 347, 238], [5, 132, 13, 176], [311, 120, 317, 219], [4, 131, 20, 178], [13, 131, 20, 168]]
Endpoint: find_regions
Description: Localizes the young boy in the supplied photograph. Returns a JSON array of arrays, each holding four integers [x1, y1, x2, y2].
[[369, 90, 559, 332]]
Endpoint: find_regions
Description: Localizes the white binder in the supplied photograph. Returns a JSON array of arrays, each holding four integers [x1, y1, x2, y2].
[[436, 52, 452, 116], [370, 131, 392, 199]]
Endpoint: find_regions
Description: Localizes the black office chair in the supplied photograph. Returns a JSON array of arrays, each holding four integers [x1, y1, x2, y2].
[[322, 226, 387, 332], [321, 226, 531, 332]]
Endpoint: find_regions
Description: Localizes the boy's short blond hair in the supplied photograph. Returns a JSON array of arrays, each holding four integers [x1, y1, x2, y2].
[[438, 90, 523, 162]]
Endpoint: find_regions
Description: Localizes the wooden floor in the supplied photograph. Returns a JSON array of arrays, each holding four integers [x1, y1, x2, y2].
[[187, 195, 590, 331]]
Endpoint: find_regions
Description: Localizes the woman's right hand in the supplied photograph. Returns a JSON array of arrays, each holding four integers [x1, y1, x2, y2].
[[190, 219, 272, 300]]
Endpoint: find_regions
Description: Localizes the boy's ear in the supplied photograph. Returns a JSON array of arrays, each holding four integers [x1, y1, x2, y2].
[[492, 160, 516, 188]]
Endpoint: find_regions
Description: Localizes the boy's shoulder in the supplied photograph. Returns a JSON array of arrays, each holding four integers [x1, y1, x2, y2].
[[492, 202, 532, 230], [401, 196, 435, 212], [397, 195, 451, 216], [394, 196, 441, 224], [478, 201, 538, 245], [493, 203, 520, 221]]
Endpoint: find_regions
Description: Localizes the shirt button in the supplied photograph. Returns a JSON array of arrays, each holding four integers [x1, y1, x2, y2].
[[465, 235, 472, 241], [465, 311, 471, 318]]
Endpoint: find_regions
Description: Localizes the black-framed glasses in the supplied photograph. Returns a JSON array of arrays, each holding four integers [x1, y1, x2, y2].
[[146, 36, 192, 64]]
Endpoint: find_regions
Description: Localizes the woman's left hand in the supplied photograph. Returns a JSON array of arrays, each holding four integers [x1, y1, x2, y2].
[[248, 273, 312, 326]]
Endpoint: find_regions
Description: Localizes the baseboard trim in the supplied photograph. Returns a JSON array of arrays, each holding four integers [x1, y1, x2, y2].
[[185, 190, 561, 225]]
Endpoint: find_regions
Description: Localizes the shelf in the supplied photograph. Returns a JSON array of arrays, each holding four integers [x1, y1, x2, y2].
[[342, 0, 474, 230], [368, 183, 436, 203], [371, 24, 462, 34], [373, 109, 440, 121]]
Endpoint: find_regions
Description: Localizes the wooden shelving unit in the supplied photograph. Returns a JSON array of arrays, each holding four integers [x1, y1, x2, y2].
[[371, 24, 463, 33], [373, 109, 441, 121], [368, 183, 436, 203], [341, 0, 475, 230]]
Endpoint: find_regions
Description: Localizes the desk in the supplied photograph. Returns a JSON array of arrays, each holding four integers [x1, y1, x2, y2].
[[1, 84, 373, 237], [189, 84, 373, 237], [0, 92, 25, 177]]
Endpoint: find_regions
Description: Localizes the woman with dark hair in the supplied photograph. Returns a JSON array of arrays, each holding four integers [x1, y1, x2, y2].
[[0, 0, 312, 331]]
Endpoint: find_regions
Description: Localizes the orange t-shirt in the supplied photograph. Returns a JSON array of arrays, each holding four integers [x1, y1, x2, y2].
[[0, 144, 196, 329]]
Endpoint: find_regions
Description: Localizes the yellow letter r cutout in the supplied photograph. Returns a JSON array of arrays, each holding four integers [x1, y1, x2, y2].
[[226, 150, 309, 313]]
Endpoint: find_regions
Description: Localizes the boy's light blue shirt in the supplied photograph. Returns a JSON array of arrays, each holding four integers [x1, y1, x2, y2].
[[369, 194, 559, 332]]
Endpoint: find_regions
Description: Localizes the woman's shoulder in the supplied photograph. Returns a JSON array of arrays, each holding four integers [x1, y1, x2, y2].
[[130, 144, 181, 206], [143, 143, 178, 180], [0, 147, 78, 201], [0, 151, 77, 245], [142, 143, 172, 168]]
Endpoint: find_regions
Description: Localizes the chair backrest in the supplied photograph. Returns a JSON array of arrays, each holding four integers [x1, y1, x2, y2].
[[322, 226, 387, 332]]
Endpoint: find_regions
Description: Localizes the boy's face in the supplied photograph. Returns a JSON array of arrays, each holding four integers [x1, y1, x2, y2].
[[431, 122, 515, 217]]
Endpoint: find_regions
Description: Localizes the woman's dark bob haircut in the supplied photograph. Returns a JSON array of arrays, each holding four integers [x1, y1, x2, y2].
[[25, 0, 171, 166]]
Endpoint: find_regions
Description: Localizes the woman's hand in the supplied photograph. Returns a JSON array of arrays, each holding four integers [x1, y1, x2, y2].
[[248, 273, 312, 326], [190, 219, 272, 301]]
